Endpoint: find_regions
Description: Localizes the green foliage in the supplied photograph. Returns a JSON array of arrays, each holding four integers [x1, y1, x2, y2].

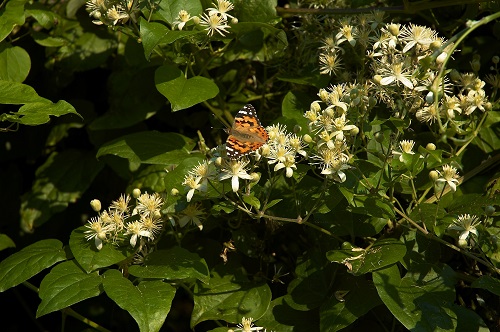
[[0, 0, 499, 331]]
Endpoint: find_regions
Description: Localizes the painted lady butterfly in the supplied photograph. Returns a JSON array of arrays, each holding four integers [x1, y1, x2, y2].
[[225, 104, 269, 159]]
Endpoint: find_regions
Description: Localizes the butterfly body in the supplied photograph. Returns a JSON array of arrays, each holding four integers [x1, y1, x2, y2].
[[225, 104, 269, 159]]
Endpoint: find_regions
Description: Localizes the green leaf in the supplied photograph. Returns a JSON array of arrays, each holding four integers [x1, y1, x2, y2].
[[140, 19, 201, 60], [409, 203, 447, 236], [279, 91, 313, 133], [130, 156, 205, 196], [373, 263, 484, 331], [475, 110, 500, 153], [69, 226, 136, 273], [20, 150, 104, 231], [0, 80, 81, 125], [128, 246, 209, 284], [155, 64, 219, 112], [37, 260, 102, 317], [234, 0, 278, 23], [319, 271, 382, 331], [147, 0, 202, 25], [258, 296, 319, 332], [0, 44, 30, 82], [0, 0, 26, 42], [264, 199, 282, 210], [103, 269, 176, 332], [471, 275, 500, 296], [284, 250, 335, 310], [0, 239, 67, 292], [242, 194, 261, 210], [26, 3, 62, 29], [32, 32, 67, 47], [0, 234, 16, 251], [327, 238, 407, 275], [191, 269, 271, 327], [350, 195, 395, 219], [96, 131, 196, 165]]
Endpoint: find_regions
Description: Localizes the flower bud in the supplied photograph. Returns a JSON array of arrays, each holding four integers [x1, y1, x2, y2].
[[293, 125, 302, 133], [373, 75, 382, 85], [260, 144, 270, 157], [429, 170, 439, 182], [192, 16, 200, 24], [457, 238, 468, 248], [318, 89, 329, 102], [436, 52, 447, 65], [425, 91, 434, 104], [484, 102, 492, 111], [303, 134, 313, 143], [310, 101, 321, 113], [430, 40, 442, 51], [170, 188, 179, 196], [231, 17, 238, 24], [350, 126, 359, 136], [250, 172, 261, 182], [492, 55, 500, 64], [132, 188, 141, 198], [324, 107, 334, 118], [485, 205, 495, 216], [388, 23, 400, 36], [374, 132, 384, 143], [90, 199, 101, 212], [450, 69, 460, 81], [426, 143, 436, 151]]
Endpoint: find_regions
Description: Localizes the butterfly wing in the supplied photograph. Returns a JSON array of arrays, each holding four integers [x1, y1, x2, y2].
[[226, 104, 269, 159]]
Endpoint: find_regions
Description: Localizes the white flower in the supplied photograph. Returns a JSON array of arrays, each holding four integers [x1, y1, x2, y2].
[[435, 164, 460, 192], [199, 12, 231, 37], [234, 317, 264, 332], [125, 221, 152, 247], [378, 58, 414, 89], [135, 192, 163, 218], [219, 159, 253, 192], [173, 10, 192, 30], [448, 214, 481, 246], [183, 174, 202, 202], [84, 216, 110, 250], [393, 139, 416, 162], [177, 203, 205, 230], [207, 0, 235, 20], [274, 154, 297, 178]]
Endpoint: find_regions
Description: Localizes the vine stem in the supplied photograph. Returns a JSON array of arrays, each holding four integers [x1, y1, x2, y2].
[[62, 308, 112, 332], [394, 207, 500, 274]]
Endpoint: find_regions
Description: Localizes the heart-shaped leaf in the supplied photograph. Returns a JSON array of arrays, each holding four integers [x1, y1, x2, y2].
[[155, 64, 219, 112]]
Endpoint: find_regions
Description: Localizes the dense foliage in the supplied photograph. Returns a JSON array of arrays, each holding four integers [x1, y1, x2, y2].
[[1, 0, 500, 331]]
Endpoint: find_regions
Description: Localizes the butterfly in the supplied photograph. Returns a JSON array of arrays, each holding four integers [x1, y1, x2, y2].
[[225, 104, 269, 159]]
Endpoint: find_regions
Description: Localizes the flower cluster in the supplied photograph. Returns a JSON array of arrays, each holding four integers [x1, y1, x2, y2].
[[86, 0, 135, 26], [84, 191, 164, 250], [304, 85, 356, 182], [315, 14, 494, 144], [173, 0, 237, 37], [182, 122, 307, 202]]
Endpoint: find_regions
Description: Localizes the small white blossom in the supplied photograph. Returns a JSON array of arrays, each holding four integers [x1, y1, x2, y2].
[[199, 12, 231, 37], [435, 164, 460, 192], [219, 159, 253, 192]]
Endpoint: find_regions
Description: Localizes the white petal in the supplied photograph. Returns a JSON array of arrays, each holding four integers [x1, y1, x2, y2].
[[231, 176, 240, 192]]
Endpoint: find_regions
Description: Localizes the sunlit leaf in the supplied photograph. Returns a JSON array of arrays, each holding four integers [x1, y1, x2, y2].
[[103, 269, 176, 332], [0, 239, 67, 292], [37, 260, 102, 317], [155, 64, 219, 112]]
